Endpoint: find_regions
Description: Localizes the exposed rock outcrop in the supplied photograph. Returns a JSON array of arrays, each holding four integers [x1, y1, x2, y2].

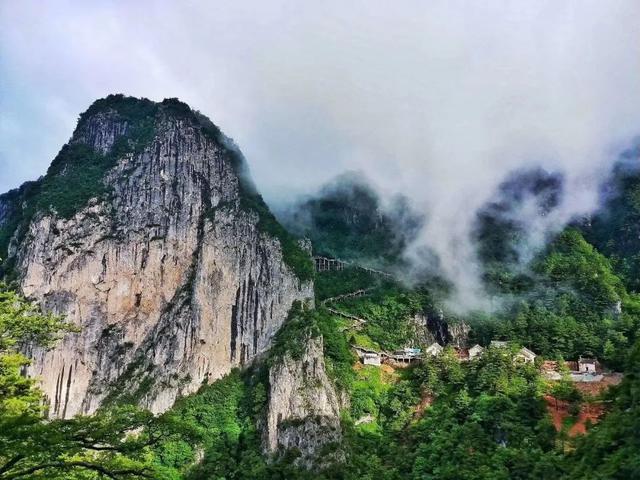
[[412, 308, 470, 348], [265, 333, 342, 467], [0, 192, 16, 229], [2, 96, 313, 417]]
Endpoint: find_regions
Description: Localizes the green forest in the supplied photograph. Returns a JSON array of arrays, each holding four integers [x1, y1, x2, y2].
[[2, 2, 640, 478], [0, 97, 639, 480], [2, 179, 640, 478]]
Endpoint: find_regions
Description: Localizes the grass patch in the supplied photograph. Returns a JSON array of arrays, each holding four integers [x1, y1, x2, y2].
[[346, 331, 380, 351], [316, 309, 357, 391], [350, 366, 393, 420]]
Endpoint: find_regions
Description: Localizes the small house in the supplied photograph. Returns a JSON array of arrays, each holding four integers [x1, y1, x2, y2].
[[578, 356, 598, 374], [425, 343, 443, 357], [516, 347, 537, 364], [352, 345, 383, 367], [389, 347, 422, 366], [469, 344, 484, 359], [363, 352, 381, 366]]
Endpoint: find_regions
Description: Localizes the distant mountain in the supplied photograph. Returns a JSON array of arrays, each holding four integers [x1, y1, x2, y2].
[[583, 146, 640, 292], [279, 171, 424, 268]]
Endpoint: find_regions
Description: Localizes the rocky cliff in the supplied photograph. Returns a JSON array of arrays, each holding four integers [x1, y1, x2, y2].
[[411, 308, 470, 348], [0, 95, 314, 417], [265, 332, 342, 467]]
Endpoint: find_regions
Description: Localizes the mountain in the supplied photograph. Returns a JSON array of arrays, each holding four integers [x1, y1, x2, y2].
[[280, 172, 423, 268], [1, 96, 639, 479], [0, 95, 314, 417], [583, 147, 640, 292]]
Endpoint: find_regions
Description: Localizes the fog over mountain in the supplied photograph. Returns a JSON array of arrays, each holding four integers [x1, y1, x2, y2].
[[2, 1, 640, 311]]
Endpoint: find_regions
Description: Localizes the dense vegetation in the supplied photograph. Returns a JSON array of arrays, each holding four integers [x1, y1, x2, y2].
[[314, 266, 385, 302], [145, 161, 640, 479], [179, 210, 640, 478], [0, 285, 171, 479], [3, 276, 638, 479], [584, 152, 640, 292], [280, 172, 422, 268], [469, 228, 639, 370], [2, 104, 640, 478], [337, 286, 430, 351], [564, 340, 640, 479], [342, 349, 559, 480], [467, 167, 640, 369], [145, 304, 329, 479]]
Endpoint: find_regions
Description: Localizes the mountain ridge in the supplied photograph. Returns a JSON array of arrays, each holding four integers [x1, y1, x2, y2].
[[1, 94, 314, 417]]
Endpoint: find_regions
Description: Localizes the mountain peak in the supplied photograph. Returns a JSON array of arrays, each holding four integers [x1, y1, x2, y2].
[[72, 94, 228, 154], [1, 95, 314, 418]]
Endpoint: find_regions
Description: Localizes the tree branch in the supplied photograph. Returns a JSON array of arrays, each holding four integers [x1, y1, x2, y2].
[[0, 456, 24, 475], [2, 461, 153, 479]]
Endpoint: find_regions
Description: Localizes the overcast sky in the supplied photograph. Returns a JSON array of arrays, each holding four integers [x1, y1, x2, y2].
[[2, 1, 640, 310]]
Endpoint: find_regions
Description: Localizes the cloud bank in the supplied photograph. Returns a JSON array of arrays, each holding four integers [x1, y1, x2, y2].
[[2, 1, 640, 311]]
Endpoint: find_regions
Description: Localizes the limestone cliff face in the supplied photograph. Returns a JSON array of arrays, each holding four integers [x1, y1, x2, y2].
[[5, 96, 313, 417], [412, 308, 470, 348], [0, 193, 16, 229], [265, 333, 342, 467]]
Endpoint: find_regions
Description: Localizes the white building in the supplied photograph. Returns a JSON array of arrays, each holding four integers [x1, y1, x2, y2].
[[425, 343, 443, 357], [363, 352, 381, 366], [469, 344, 484, 359], [578, 357, 598, 374], [489, 341, 536, 364], [516, 347, 537, 364]]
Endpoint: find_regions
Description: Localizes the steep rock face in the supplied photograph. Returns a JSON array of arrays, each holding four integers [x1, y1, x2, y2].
[[0, 183, 34, 259], [71, 109, 130, 154], [0, 192, 16, 228], [265, 334, 342, 467], [412, 309, 470, 348], [6, 96, 313, 417]]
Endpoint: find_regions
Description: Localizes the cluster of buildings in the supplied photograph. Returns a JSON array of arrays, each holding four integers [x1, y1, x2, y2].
[[451, 341, 537, 363], [354, 340, 608, 384], [353, 340, 539, 368], [354, 346, 423, 367]]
